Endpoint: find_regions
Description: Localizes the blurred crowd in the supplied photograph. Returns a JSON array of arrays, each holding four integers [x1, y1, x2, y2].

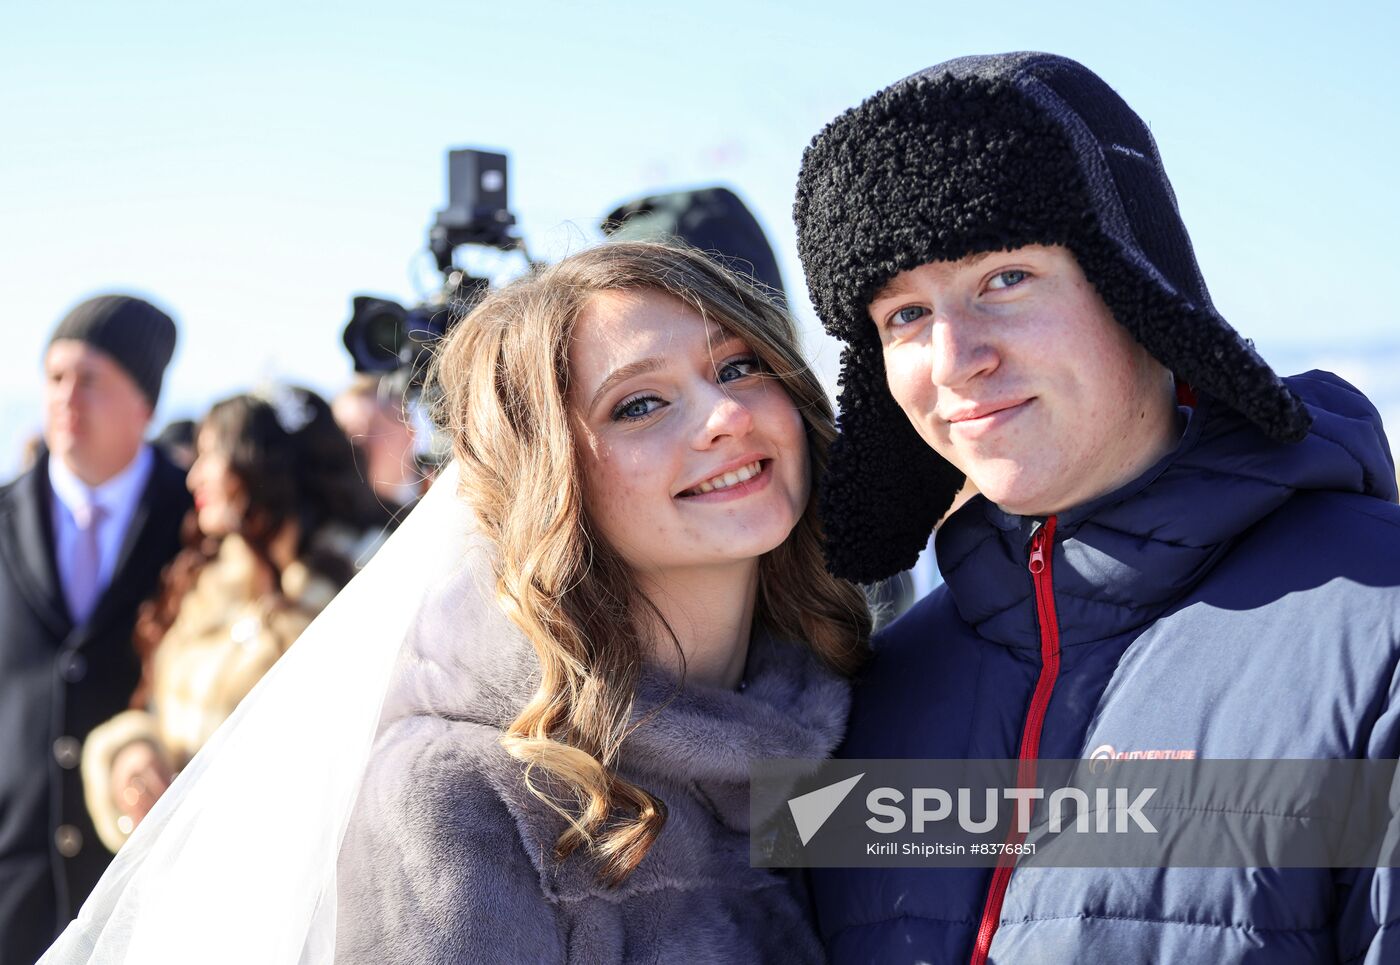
[[0, 295, 430, 960]]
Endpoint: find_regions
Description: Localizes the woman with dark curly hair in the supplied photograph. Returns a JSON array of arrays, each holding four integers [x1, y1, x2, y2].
[[81, 386, 388, 852]]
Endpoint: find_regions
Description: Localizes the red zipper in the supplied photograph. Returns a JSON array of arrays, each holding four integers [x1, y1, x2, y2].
[[970, 516, 1062, 965]]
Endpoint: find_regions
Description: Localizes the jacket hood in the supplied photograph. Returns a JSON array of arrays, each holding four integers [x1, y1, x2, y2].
[[937, 371, 1396, 651]]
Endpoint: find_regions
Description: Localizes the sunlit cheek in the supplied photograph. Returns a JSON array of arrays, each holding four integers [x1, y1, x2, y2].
[[782, 429, 812, 512], [605, 466, 649, 507], [576, 428, 603, 460], [574, 436, 609, 503], [584, 450, 654, 547], [883, 347, 930, 411], [772, 394, 806, 444]]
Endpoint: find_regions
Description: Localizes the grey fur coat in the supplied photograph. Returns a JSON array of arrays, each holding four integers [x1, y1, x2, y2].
[[334, 576, 850, 964]]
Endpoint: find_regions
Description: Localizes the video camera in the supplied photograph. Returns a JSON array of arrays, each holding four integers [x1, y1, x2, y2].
[[342, 147, 789, 388], [340, 148, 788, 475], [341, 148, 527, 386]]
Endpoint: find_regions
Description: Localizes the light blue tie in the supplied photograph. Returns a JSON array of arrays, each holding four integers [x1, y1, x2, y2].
[[66, 498, 106, 624]]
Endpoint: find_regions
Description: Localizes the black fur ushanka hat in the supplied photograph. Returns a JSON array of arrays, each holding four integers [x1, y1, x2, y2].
[[794, 51, 1311, 584]]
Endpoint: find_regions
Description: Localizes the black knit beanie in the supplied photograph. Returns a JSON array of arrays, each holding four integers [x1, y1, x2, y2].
[[795, 51, 1311, 584], [49, 295, 178, 406]]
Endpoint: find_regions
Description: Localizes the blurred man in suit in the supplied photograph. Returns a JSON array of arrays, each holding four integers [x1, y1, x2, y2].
[[0, 295, 191, 963]]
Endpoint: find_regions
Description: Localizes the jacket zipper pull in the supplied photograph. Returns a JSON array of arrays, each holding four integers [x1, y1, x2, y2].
[[1028, 528, 1047, 574]]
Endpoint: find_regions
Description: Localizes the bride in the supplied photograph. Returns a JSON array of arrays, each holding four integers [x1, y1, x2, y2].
[[45, 241, 869, 964]]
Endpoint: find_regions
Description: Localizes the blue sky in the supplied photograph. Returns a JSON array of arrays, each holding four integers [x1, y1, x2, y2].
[[3, 1, 1397, 475]]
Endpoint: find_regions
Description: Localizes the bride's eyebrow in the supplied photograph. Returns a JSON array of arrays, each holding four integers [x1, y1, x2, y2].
[[588, 357, 664, 415], [705, 322, 749, 352], [709, 332, 749, 354], [588, 324, 749, 414]]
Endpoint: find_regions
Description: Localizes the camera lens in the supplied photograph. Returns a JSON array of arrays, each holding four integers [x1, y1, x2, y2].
[[364, 311, 403, 361]]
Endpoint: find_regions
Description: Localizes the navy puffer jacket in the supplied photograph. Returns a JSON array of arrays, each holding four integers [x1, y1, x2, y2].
[[814, 372, 1400, 964]]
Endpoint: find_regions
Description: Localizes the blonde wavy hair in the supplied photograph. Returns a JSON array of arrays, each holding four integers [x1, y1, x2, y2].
[[430, 240, 870, 885]]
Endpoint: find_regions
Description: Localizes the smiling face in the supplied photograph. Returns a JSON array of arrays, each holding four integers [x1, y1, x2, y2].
[[186, 425, 247, 538], [567, 288, 809, 577], [869, 244, 1178, 517]]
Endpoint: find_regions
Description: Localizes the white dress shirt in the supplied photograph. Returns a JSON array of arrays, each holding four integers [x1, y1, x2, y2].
[[49, 444, 157, 607]]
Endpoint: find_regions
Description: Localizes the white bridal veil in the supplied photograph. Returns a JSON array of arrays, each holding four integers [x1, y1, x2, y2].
[[42, 463, 496, 964]]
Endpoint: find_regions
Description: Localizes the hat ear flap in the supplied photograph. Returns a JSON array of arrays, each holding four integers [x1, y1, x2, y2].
[[819, 339, 965, 584], [1068, 235, 1312, 444]]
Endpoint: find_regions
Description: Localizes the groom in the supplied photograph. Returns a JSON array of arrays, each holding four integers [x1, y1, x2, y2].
[[795, 53, 1400, 963]]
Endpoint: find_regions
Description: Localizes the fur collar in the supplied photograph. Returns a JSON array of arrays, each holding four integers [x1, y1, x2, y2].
[[380, 527, 850, 820]]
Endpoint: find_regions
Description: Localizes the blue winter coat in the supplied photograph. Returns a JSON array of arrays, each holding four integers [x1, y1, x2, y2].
[[813, 372, 1400, 964]]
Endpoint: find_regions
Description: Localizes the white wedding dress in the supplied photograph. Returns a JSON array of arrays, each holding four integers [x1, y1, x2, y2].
[[42, 464, 494, 964]]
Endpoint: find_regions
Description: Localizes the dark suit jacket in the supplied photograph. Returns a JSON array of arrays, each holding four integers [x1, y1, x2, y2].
[[0, 450, 189, 964]]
